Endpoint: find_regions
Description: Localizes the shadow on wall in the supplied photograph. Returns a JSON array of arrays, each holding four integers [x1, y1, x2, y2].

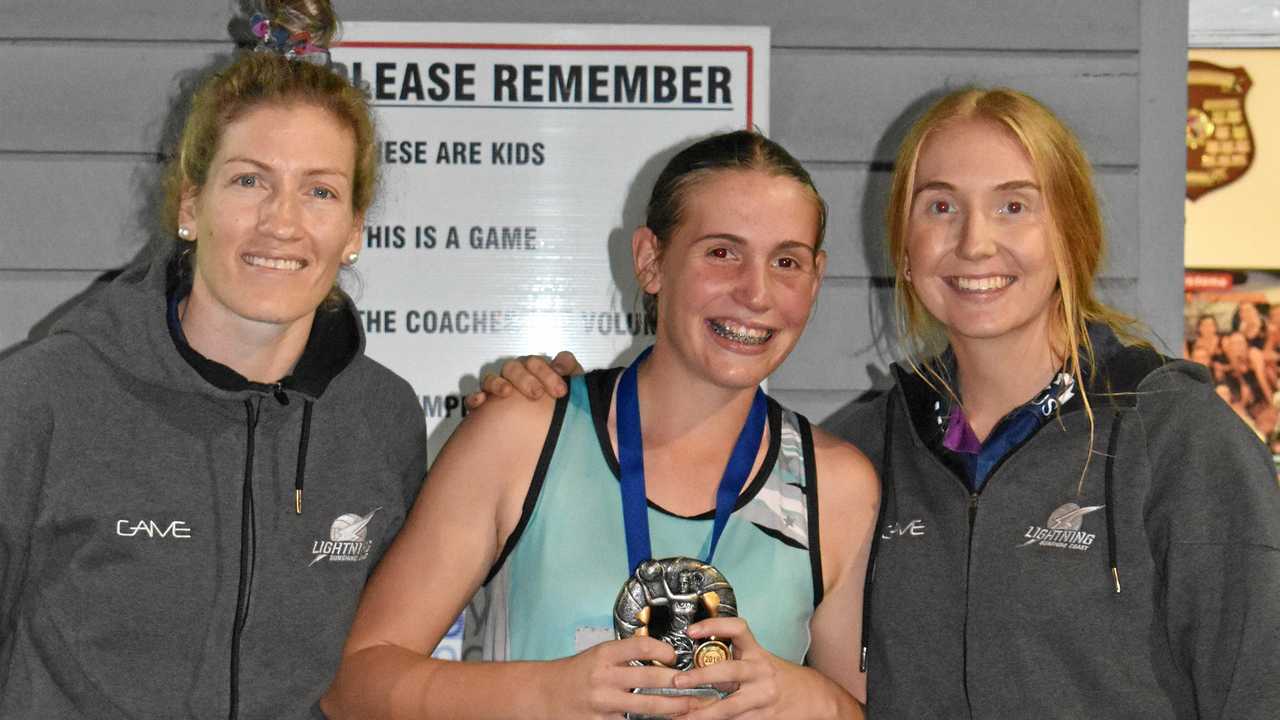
[[821, 87, 953, 429], [603, 135, 698, 367], [0, 269, 125, 365], [0, 10, 261, 363]]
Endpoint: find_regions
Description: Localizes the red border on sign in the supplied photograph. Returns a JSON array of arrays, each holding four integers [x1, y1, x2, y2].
[[336, 41, 756, 128]]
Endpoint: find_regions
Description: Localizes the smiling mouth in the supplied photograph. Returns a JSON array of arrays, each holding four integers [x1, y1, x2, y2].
[[708, 319, 774, 346], [948, 275, 1014, 293], [243, 254, 307, 271]]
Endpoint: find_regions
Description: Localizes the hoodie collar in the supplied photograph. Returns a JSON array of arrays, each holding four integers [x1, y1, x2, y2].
[[49, 251, 362, 401], [163, 260, 359, 399], [894, 323, 1165, 450]]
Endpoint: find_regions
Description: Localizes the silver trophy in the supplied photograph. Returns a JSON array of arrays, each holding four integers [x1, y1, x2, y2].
[[613, 557, 737, 720]]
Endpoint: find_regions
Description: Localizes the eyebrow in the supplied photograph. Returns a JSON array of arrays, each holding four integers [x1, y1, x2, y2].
[[695, 233, 747, 246], [912, 179, 1040, 197], [223, 156, 351, 179], [912, 180, 954, 198], [776, 239, 820, 258], [995, 180, 1040, 192], [694, 233, 819, 257]]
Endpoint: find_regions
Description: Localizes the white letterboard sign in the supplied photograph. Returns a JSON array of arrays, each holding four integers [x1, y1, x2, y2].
[[332, 23, 770, 462]]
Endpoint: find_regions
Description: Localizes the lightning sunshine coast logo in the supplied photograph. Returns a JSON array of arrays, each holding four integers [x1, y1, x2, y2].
[[1019, 502, 1104, 551], [310, 508, 381, 566]]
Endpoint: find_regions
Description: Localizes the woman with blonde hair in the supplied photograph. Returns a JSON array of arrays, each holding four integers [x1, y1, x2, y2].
[[842, 86, 1280, 717], [0, 2, 426, 717], [488, 87, 1280, 717]]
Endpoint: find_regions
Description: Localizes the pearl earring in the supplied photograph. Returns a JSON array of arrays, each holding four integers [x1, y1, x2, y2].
[[345, 252, 360, 265], [904, 266, 912, 282], [177, 226, 193, 241]]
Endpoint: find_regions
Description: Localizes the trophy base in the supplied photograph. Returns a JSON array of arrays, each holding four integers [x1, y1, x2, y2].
[[625, 686, 728, 720]]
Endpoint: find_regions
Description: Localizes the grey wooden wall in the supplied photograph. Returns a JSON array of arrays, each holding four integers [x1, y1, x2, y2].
[[0, 0, 1187, 423]]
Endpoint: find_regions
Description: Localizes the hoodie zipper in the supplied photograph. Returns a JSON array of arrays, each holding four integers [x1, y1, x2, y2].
[[962, 490, 978, 718], [957, 439, 1041, 716], [229, 398, 261, 720]]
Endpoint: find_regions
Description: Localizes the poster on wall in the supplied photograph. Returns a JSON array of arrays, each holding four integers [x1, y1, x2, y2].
[[1184, 270, 1280, 470], [331, 23, 769, 458], [330, 23, 769, 660]]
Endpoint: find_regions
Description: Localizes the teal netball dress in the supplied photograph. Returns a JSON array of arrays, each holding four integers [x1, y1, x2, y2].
[[467, 368, 824, 663]]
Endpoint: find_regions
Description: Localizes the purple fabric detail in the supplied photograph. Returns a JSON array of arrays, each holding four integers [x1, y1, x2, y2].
[[942, 404, 982, 455]]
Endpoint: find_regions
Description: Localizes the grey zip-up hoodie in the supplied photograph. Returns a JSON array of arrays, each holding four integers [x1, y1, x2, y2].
[[0, 257, 427, 719], [830, 327, 1280, 718]]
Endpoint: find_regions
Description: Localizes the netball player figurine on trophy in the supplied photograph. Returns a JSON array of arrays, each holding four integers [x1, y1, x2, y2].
[[615, 556, 737, 663], [613, 557, 738, 719]]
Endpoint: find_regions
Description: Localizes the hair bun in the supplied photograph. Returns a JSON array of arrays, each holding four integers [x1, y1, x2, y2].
[[258, 0, 338, 48]]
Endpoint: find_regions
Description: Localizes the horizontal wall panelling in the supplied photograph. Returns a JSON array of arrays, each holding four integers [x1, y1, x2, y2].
[[773, 50, 1139, 165], [0, 270, 113, 353], [2, 45, 1139, 162], [0, 156, 156, 269], [1, 0, 1140, 51], [0, 45, 224, 154]]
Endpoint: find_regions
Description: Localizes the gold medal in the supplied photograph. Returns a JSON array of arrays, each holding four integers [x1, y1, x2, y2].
[[693, 639, 730, 668]]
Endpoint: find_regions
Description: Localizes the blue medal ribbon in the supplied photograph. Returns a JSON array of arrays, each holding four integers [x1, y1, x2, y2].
[[616, 346, 768, 573]]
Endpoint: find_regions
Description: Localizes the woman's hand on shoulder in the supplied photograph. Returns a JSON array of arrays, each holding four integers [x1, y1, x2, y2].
[[465, 351, 583, 409]]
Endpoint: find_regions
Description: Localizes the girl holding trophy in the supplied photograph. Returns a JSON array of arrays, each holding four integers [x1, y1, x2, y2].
[[323, 131, 876, 719]]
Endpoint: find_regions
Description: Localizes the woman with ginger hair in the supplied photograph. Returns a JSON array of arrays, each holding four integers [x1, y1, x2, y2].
[[839, 87, 1280, 717], [0, 2, 425, 717]]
